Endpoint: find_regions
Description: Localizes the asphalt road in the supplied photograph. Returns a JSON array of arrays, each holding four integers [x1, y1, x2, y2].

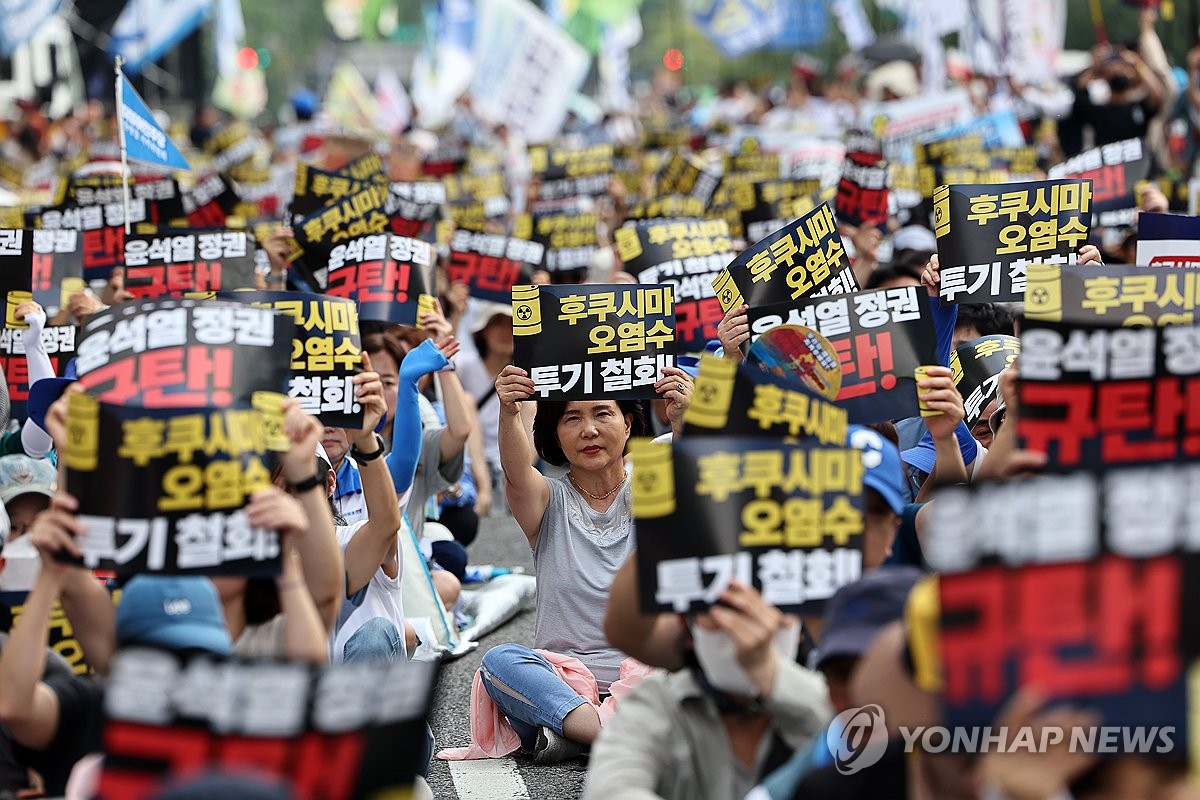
[[426, 513, 590, 800]]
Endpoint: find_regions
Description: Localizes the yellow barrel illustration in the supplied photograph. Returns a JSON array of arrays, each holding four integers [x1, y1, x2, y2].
[[685, 355, 737, 430], [629, 438, 675, 518], [511, 285, 542, 337], [251, 391, 291, 452], [1024, 262, 1063, 322], [65, 391, 100, 472]]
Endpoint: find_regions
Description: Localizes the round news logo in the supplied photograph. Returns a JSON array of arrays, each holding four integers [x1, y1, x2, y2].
[[829, 704, 888, 775]]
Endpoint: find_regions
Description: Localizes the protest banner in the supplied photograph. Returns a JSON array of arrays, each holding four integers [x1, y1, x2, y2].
[[54, 174, 184, 219], [712, 203, 859, 314], [684, 354, 849, 445], [1048, 138, 1150, 229], [0, 326, 76, 420], [1135, 212, 1200, 268], [922, 469, 1195, 738], [688, 0, 785, 57], [75, 298, 291, 408], [471, 0, 589, 142], [323, 233, 437, 326], [950, 335, 1020, 427], [514, 207, 600, 274], [123, 230, 257, 299], [723, 151, 782, 180], [98, 647, 437, 799], [630, 436, 864, 615], [0, 228, 85, 322], [211, 292, 363, 428], [1024, 262, 1200, 327], [614, 218, 733, 353], [447, 229, 544, 303], [202, 121, 259, 174], [745, 285, 939, 423], [933, 179, 1093, 304], [835, 155, 890, 230], [864, 89, 974, 165], [1019, 317, 1200, 471], [512, 283, 676, 400], [64, 395, 284, 577]]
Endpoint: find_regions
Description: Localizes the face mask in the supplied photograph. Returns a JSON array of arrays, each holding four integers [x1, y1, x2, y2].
[[689, 618, 802, 697]]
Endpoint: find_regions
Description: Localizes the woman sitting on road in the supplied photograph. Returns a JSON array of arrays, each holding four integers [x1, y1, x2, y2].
[[457, 362, 694, 764]]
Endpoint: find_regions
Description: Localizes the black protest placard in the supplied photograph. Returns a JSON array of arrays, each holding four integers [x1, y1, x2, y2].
[[529, 143, 613, 199], [53, 174, 185, 221], [656, 152, 720, 207], [740, 179, 824, 244], [630, 436, 864, 616], [514, 208, 600, 274], [447, 230, 544, 304], [745, 285, 939, 424], [512, 283, 676, 400], [182, 173, 242, 229], [684, 354, 848, 445], [212, 292, 363, 429], [98, 648, 438, 799], [291, 157, 388, 222], [386, 181, 446, 238], [293, 182, 393, 272], [835, 156, 890, 231], [203, 121, 259, 173], [626, 194, 708, 221], [0, 592, 96, 675], [30, 202, 146, 279], [75, 298, 291, 408], [0, 229, 85, 323], [950, 335, 1021, 427], [1048, 138, 1150, 228], [1019, 317, 1200, 471], [712, 203, 859, 314], [442, 172, 510, 232], [324, 233, 436, 326], [123, 230, 257, 300], [530, 143, 613, 180], [0, 325, 76, 420], [65, 396, 284, 577], [921, 470, 1195, 738], [1024, 262, 1200, 327], [933, 179, 1093, 304], [614, 218, 733, 353]]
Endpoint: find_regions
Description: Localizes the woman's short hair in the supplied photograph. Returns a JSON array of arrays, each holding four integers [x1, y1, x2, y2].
[[532, 399, 648, 467]]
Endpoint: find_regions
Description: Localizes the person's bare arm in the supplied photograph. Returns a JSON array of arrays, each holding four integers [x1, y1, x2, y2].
[[436, 371, 472, 463], [497, 365, 549, 547], [338, 355, 401, 596], [275, 548, 330, 664], [604, 556, 687, 670], [276, 399, 343, 631], [0, 509, 77, 750], [467, 419, 493, 516]]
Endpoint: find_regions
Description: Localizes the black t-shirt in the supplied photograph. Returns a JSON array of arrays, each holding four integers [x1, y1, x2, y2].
[[13, 674, 104, 797]]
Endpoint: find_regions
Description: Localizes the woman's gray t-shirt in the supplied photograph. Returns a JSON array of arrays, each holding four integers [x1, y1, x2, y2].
[[532, 474, 634, 693]]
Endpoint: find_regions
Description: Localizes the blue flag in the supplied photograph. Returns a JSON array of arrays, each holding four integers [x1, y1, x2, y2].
[[0, 0, 63, 57], [118, 73, 190, 171]]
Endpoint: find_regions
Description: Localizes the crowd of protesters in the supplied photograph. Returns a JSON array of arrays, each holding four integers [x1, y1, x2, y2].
[[0, 6, 1196, 799]]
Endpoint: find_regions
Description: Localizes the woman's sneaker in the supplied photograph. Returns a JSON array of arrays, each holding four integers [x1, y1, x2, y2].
[[533, 726, 584, 764]]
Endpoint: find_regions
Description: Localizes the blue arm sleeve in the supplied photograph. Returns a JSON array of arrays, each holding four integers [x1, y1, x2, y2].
[[385, 339, 450, 495], [930, 295, 959, 368]]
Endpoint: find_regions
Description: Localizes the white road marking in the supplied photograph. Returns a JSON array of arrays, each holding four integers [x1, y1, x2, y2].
[[448, 758, 531, 799]]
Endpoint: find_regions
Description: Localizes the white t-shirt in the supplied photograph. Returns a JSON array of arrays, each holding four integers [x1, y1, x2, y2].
[[331, 521, 407, 663]]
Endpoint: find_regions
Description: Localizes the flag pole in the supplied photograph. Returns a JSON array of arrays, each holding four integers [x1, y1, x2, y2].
[[115, 55, 132, 235]]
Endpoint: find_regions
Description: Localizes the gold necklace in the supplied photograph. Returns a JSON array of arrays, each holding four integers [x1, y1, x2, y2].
[[568, 469, 626, 500]]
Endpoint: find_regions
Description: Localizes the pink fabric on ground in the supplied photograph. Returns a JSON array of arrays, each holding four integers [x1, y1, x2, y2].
[[436, 651, 655, 761]]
